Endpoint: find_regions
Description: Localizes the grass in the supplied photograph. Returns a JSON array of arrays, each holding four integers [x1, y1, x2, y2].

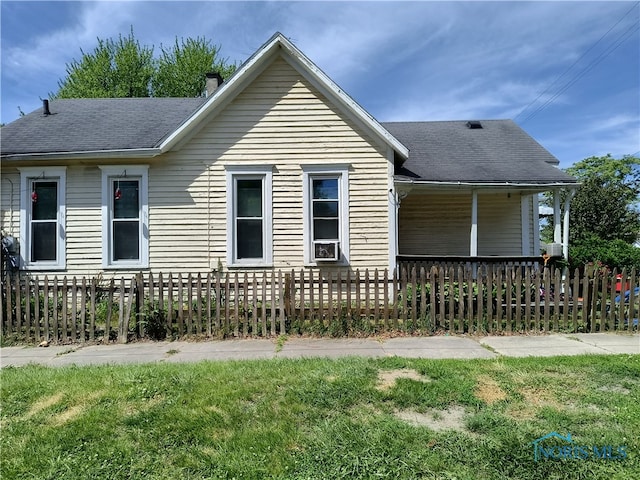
[[1, 354, 638, 479]]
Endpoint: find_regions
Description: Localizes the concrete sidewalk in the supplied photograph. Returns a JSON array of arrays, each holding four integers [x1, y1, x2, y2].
[[0, 333, 638, 368]]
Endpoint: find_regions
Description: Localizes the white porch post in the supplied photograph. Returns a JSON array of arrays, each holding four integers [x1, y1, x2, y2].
[[532, 194, 540, 255], [521, 194, 531, 255], [553, 189, 562, 244], [387, 147, 398, 273], [562, 189, 576, 260], [470, 190, 478, 256]]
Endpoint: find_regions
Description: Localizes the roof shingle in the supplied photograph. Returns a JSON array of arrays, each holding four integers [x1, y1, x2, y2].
[[0, 97, 206, 155], [383, 120, 576, 184]]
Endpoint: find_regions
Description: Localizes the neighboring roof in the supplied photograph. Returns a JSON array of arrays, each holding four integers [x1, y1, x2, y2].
[[384, 120, 578, 186], [1, 98, 206, 157], [1, 32, 408, 162]]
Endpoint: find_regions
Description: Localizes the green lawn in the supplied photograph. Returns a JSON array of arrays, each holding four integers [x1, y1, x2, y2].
[[1, 354, 638, 479]]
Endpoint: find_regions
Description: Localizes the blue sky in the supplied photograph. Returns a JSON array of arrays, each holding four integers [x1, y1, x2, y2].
[[1, 1, 638, 169]]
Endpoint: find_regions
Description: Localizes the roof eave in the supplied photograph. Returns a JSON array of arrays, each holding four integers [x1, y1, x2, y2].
[[394, 178, 581, 189], [1, 148, 162, 162]]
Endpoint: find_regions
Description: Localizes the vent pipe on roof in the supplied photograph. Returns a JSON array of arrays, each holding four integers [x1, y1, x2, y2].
[[43, 99, 51, 116], [466, 121, 482, 129], [205, 72, 223, 97]]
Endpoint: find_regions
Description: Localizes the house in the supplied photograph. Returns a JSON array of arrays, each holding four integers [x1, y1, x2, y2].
[[0, 32, 578, 279]]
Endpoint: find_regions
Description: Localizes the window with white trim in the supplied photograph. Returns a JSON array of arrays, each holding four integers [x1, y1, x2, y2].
[[19, 167, 66, 270], [302, 165, 349, 264], [100, 166, 149, 268], [226, 166, 273, 266]]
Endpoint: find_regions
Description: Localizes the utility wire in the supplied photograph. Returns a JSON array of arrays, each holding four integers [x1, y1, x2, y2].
[[521, 20, 639, 124], [515, 2, 639, 123]]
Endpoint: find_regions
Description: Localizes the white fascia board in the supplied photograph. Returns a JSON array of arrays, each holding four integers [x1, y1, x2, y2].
[[394, 179, 581, 191], [2, 148, 161, 162]]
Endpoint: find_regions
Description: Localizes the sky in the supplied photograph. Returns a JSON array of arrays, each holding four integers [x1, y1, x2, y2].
[[1, 1, 638, 169]]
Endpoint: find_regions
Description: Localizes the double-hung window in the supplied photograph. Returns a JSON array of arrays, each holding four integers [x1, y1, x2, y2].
[[225, 166, 273, 267], [100, 166, 149, 268], [302, 165, 349, 264], [19, 167, 66, 270]]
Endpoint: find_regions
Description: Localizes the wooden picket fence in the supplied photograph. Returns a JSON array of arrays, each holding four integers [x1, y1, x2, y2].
[[1, 265, 638, 344]]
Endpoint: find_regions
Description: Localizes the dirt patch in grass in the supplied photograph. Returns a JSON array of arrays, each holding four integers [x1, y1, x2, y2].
[[506, 386, 563, 420], [475, 376, 507, 404], [52, 391, 104, 426], [376, 369, 430, 392], [25, 392, 64, 419], [598, 385, 631, 395], [394, 406, 467, 432]]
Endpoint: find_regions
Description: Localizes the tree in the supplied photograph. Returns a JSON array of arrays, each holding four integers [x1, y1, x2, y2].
[[152, 37, 236, 97], [550, 154, 640, 270], [53, 29, 236, 99], [55, 29, 154, 98], [567, 154, 640, 245]]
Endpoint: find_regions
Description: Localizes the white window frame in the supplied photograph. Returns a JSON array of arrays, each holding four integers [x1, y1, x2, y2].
[[302, 165, 350, 265], [225, 165, 273, 267], [99, 165, 149, 269], [18, 167, 66, 270]]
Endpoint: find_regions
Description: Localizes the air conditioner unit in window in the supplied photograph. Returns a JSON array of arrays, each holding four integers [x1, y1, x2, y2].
[[313, 241, 340, 261]]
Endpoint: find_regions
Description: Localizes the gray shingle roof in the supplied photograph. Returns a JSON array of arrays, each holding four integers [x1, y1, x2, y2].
[[0, 97, 206, 155], [383, 120, 577, 185]]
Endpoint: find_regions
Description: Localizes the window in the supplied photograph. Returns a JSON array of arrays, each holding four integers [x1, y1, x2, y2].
[[100, 166, 149, 268], [302, 165, 349, 264], [226, 166, 273, 266], [19, 167, 66, 270]]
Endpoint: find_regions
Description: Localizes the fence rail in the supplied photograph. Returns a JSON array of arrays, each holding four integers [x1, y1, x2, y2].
[[1, 265, 638, 344]]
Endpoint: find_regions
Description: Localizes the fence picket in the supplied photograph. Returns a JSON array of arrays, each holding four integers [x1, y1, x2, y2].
[[278, 271, 285, 334], [197, 273, 203, 335], [44, 276, 51, 342], [25, 278, 31, 341], [629, 268, 638, 332], [33, 277, 41, 342], [261, 272, 267, 336], [457, 266, 464, 334]]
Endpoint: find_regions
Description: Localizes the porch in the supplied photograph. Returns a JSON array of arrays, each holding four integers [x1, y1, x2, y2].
[[391, 185, 575, 270]]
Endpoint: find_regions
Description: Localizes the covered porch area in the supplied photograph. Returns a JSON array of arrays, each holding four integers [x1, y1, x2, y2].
[[392, 183, 577, 273]]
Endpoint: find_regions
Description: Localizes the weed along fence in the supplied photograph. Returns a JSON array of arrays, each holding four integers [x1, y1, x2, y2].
[[1, 266, 638, 344]]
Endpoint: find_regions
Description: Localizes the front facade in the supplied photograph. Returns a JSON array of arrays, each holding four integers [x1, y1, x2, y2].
[[1, 33, 578, 279]]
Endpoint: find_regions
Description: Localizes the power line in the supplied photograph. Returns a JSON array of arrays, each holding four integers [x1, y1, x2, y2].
[[521, 20, 639, 124], [515, 2, 639, 124]]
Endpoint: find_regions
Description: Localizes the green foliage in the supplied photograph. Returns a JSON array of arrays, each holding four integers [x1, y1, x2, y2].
[[53, 28, 236, 99], [55, 28, 154, 98], [152, 37, 236, 97], [569, 234, 640, 271], [569, 175, 640, 244], [566, 154, 640, 193]]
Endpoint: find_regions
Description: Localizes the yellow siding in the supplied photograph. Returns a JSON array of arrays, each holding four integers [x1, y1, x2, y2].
[[65, 165, 102, 273], [1, 168, 20, 240], [176, 55, 391, 272], [398, 191, 524, 256], [399, 193, 472, 255], [477, 193, 522, 256]]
